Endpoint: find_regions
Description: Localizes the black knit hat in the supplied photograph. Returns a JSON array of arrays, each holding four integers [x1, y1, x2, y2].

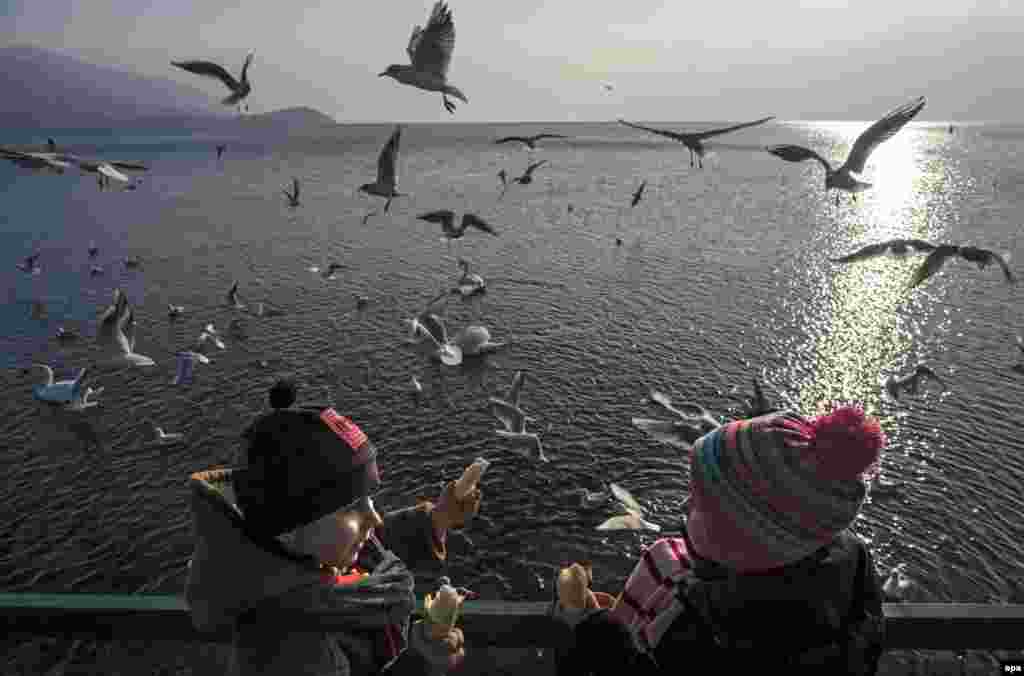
[[269, 378, 297, 409], [235, 405, 381, 537]]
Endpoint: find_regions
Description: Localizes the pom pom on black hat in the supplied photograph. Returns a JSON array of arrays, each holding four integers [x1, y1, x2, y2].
[[269, 378, 297, 410]]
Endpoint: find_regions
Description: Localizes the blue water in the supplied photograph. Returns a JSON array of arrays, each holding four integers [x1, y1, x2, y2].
[[2, 121, 1023, 652]]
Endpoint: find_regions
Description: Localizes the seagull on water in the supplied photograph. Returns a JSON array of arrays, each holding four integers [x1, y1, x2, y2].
[[596, 483, 661, 532], [172, 52, 254, 112], [767, 96, 926, 206], [494, 134, 567, 150], [17, 252, 41, 275], [630, 180, 647, 208], [359, 125, 405, 213], [489, 370, 548, 463], [282, 177, 300, 207], [619, 116, 775, 169], [884, 365, 945, 400], [452, 324, 505, 356], [167, 304, 184, 319], [227, 281, 246, 309], [454, 259, 485, 296], [379, 2, 468, 114], [309, 262, 345, 280], [417, 210, 498, 250], [907, 244, 1015, 289], [151, 423, 185, 445]]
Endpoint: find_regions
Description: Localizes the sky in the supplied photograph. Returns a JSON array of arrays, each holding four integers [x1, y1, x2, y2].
[[1, 0, 1022, 123]]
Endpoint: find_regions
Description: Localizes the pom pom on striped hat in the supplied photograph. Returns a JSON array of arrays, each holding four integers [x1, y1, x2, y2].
[[805, 404, 886, 480]]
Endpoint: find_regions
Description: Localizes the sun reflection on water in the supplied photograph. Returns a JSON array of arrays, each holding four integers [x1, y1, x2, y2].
[[778, 122, 954, 417]]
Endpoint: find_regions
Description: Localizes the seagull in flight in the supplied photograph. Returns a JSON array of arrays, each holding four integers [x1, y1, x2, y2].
[[0, 147, 71, 174], [309, 262, 345, 280], [227, 281, 246, 309], [216, 144, 226, 160], [30, 364, 98, 410], [282, 178, 300, 207], [379, 2, 467, 114], [494, 134, 567, 150], [511, 160, 547, 186], [100, 300, 156, 367], [167, 304, 184, 319], [489, 371, 548, 463], [631, 390, 721, 451], [417, 210, 498, 250], [907, 244, 1015, 289], [884, 365, 945, 400], [151, 423, 185, 445], [630, 180, 647, 208], [359, 125, 405, 213], [123, 256, 142, 269], [196, 324, 226, 351], [618, 116, 775, 169], [172, 52, 254, 112], [829, 238, 938, 264], [596, 483, 661, 532], [17, 252, 41, 275], [767, 96, 926, 206], [87, 241, 99, 258]]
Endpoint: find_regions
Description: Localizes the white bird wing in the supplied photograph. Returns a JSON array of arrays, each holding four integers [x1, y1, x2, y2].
[[596, 513, 643, 531], [96, 162, 130, 183], [506, 370, 525, 407], [33, 363, 54, 386], [408, 2, 455, 79], [377, 125, 402, 186], [117, 308, 136, 354], [490, 397, 525, 433], [842, 96, 926, 175], [609, 483, 644, 514]]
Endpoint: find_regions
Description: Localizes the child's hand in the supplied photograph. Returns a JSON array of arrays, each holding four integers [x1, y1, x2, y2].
[[432, 480, 482, 530], [412, 620, 465, 672]]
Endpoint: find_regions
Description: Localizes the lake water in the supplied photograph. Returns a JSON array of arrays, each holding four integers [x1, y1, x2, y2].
[[2, 120, 1023, 671]]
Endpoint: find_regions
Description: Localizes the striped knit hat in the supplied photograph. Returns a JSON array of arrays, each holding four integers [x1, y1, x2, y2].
[[687, 404, 886, 572]]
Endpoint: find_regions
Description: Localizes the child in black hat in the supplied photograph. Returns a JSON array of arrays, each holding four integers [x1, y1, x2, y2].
[[186, 380, 482, 675]]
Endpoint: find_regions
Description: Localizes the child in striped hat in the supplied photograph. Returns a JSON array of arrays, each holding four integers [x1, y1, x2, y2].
[[554, 403, 889, 675]]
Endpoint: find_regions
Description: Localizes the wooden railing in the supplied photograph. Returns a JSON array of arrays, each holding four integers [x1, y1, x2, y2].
[[2, 594, 1023, 650]]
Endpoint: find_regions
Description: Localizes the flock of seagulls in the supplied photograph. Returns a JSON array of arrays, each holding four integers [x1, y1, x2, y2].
[[10, 2, 1019, 567]]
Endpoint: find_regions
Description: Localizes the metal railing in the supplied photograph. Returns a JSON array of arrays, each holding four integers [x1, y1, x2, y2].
[[2, 593, 1023, 649]]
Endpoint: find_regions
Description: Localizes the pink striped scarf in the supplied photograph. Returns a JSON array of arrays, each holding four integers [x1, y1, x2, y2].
[[609, 537, 693, 655]]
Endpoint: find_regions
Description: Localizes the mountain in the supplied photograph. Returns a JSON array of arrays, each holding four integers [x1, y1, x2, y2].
[[238, 107, 337, 130], [0, 44, 230, 128]]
